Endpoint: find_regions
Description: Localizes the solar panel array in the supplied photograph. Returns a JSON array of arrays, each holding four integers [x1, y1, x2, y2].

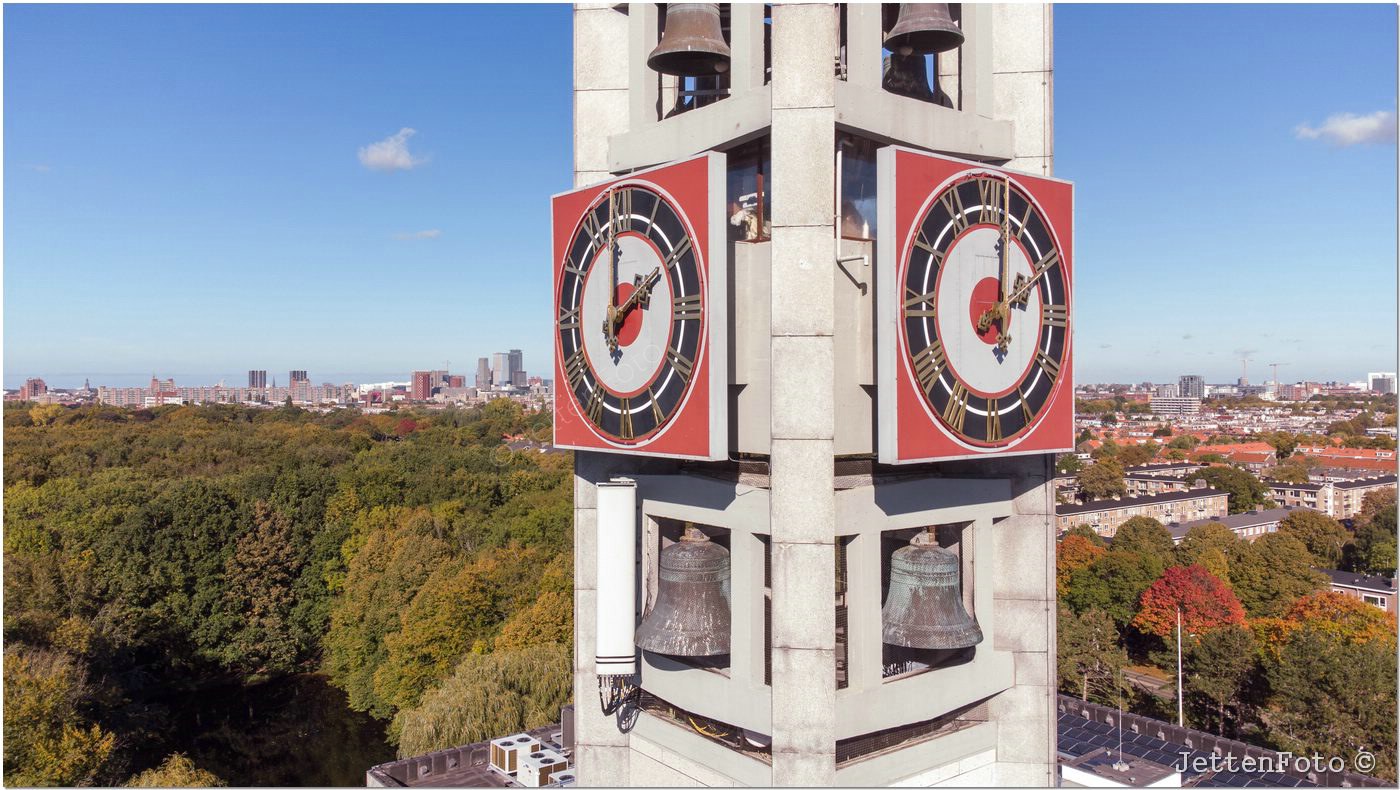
[[1057, 712, 1311, 787]]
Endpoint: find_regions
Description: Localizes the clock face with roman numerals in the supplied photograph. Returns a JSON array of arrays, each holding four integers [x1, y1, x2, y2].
[[900, 171, 1069, 447], [556, 184, 705, 444]]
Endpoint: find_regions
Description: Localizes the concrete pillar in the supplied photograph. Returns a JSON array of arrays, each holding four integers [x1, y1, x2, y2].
[[768, 4, 838, 785]]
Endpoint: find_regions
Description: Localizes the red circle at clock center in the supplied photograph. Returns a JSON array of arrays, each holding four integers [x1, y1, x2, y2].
[[613, 283, 645, 347], [968, 277, 1003, 346]]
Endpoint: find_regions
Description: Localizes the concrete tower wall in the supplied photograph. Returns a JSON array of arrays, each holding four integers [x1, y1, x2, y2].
[[570, 4, 1056, 785]]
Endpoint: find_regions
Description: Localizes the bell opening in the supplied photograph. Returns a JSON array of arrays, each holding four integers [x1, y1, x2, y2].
[[880, 524, 982, 680], [636, 519, 733, 665]]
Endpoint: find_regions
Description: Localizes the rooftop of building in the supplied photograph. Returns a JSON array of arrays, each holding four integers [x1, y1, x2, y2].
[[1056, 487, 1226, 517], [366, 721, 569, 788], [1332, 474, 1397, 490], [1166, 507, 1303, 540], [1319, 568, 1398, 594], [1124, 462, 1207, 473], [1057, 695, 1387, 788]]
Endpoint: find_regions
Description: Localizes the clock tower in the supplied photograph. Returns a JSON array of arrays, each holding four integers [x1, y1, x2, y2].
[[564, 4, 1062, 786]]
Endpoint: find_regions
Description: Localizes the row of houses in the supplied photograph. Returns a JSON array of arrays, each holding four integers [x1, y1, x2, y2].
[[1267, 474, 1397, 521]]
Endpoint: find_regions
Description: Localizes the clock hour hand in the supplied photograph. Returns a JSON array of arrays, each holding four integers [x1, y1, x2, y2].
[[613, 267, 662, 323]]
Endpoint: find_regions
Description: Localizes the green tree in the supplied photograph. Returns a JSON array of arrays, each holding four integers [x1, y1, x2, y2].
[[1063, 551, 1166, 627], [1056, 453, 1084, 475], [1118, 441, 1160, 468], [218, 502, 305, 675], [1110, 516, 1175, 564], [1057, 605, 1127, 703], [1228, 533, 1327, 617], [1077, 458, 1126, 501], [1184, 625, 1257, 737], [1186, 466, 1272, 514], [3, 647, 117, 787], [1278, 509, 1350, 568], [1167, 435, 1200, 452], [1265, 625, 1397, 782], [1176, 521, 1240, 570], [391, 643, 571, 756], [124, 754, 225, 787], [325, 508, 452, 718], [1066, 523, 1107, 547]]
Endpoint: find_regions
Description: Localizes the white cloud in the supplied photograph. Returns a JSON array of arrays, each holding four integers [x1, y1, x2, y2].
[[394, 229, 442, 240], [358, 128, 427, 171], [1294, 111, 1396, 146]]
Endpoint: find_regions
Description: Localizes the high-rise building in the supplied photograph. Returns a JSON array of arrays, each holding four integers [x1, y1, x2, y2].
[[448, 375, 466, 389], [509, 349, 524, 382], [248, 370, 268, 389], [289, 370, 309, 383], [512, 370, 527, 387], [1179, 374, 1205, 399], [492, 352, 510, 388], [476, 358, 492, 390], [1154, 383, 1178, 398], [410, 370, 435, 401], [21, 378, 47, 400], [568, 6, 1058, 786], [1368, 372, 1396, 394]]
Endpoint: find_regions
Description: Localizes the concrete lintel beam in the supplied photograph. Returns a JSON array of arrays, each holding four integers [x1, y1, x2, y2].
[[607, 86, 772, 173], [833, 81, 1014, 164]]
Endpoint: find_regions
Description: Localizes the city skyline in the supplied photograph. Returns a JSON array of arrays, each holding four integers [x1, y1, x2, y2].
[[4, 5, 1397, 389]]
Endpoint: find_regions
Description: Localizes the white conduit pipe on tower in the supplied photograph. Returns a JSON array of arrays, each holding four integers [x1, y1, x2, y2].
[[595, 478, 638, 678]]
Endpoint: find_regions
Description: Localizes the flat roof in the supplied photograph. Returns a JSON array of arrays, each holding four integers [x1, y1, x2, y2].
[[1320, 568, 1398, 594], [1056, 488, 1227, 517], [1167, 507, 1302, 539]]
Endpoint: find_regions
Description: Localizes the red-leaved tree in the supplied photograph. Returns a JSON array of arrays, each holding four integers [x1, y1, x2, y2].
[[1133, 564, 1245, 638]]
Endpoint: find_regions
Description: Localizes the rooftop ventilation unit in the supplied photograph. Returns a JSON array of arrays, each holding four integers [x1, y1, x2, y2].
[[488, 733, 540, 775], [518, 748, 571, 788]]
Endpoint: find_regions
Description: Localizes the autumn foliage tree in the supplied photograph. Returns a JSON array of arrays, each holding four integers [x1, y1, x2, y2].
[[1056, 534, 1105, 598], [1133, 564, 1245, 639]]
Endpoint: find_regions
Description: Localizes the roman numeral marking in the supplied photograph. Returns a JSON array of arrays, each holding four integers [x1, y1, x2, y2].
[[940, 190, 969, 234], [1013, 202, 1034, 241], [582, 210, 603, 241], [1036, 349, 1061, 383], [912, 340, 947, 395], [673, 293, 702, 321], [618, 398, 633, 439], [557, 305, 580, 331], [667, 347, 694, 380], [564, 350, 588, 389], [1032, 249, 1059, 277], [647, 386, 664, 424], [987, 398, 1003, 442], [612, 189, 632, 230], [978, 178, 1005, 225], [903, 288, 937, 318], [914, 232, 939, 257], [665, 236, 692, 270], [585, 387, 605, 424], [942, 380, 969, 433], [1041, 303, 1068, 328], [1018, 386, 1035, 423]]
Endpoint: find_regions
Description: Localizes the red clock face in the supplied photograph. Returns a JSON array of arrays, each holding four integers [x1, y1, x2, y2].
[[551, 154, 727, 460], [878, 148, 1074, 463]]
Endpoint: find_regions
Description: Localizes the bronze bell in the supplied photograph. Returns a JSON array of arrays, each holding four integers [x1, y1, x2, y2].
[[884, 4, 965, 56], [636, 526, 731, 656], [648, 3, 731, 76], [882, 530, 982, 649], [883, 52, 953, 107]]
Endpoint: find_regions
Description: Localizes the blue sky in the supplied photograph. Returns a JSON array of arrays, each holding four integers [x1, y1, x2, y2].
[[4, 3, 1395, 389]]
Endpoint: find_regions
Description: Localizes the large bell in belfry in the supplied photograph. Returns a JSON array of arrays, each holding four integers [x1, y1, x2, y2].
[[884, 4, 965, 56], [882, 530, 982, 649], [635, 525, 731, 656], [648, 3, 731, 76]]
